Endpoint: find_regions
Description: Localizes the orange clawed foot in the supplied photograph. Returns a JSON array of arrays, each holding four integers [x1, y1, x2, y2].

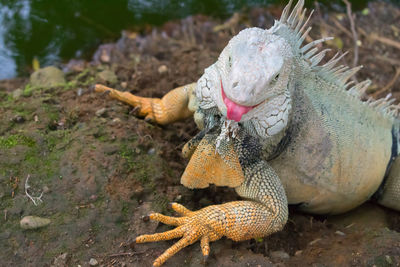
[[94, 83, 194, 125], [94, 84, 158, 122], [136, 202, 223, 267]]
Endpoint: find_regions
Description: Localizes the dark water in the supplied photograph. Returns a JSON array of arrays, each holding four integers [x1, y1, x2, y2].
[[0, 0, 389, 80]]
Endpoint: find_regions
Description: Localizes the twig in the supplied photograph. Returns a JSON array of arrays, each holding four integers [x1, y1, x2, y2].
[[343, 0, 359, 68], [358, 27, 400, 51], [213, 13, 240, 33], [24, 174, 44, 206], [369, 33, 400, 50], [371, 68, 400, 98], [373, 55, 400, 66], [107, 252, 145, 257], [331, 17, 353, 38]]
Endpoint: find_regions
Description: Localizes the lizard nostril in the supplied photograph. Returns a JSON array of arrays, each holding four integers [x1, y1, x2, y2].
[[233, 82, 239, 88]]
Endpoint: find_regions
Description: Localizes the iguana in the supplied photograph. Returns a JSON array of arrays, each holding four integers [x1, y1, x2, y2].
[[95, 0, 400, 265]]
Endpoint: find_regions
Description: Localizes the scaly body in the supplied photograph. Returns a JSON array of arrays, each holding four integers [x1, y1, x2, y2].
[[95, 0, 400, 265]]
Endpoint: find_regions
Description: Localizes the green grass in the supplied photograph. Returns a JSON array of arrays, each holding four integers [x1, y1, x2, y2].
[[0, 134, 36, 149]]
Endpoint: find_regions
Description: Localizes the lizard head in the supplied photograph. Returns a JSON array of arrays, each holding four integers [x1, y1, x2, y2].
[[215, 28, 293, 123]]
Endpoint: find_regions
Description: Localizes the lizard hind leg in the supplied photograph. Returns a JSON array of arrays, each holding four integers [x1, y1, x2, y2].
[[377, 156, 400, 211]]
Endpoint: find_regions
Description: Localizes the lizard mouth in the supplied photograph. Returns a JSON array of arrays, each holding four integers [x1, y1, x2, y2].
[[221, 80, 256, 122]]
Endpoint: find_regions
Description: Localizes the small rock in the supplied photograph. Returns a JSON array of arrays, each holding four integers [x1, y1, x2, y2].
[[309, 238, 322, 245], [76, 88, 84, 96], [20, 216, 51, 230], [11, 115, 25, 123], [174, 194, 182, 202], [294, 250, 303, 256], [52, 252, 68, 267], [42, 186, 50, 193], [63, 59, 86, 73], [12, 88, 23, 99], [121, 81, 127, 89], [100, 50, 111, 63], [89, 258, 98, 266], [112, 117, 121, 123], [147, 148, 156, 155], [335, 230, 346, 236], [97, 69, 118, 84], [270, 250, 290, 261], [158, 65, 168, 74], [386, 255, 393, 264], [95, 108, 107, 117], [30, 66, 66, 89]]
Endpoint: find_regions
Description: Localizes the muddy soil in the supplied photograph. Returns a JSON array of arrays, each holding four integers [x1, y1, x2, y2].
[[1, 1, 400, 266]]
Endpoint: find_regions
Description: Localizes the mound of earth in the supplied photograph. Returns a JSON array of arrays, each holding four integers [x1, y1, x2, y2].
[[0, 1, 399, 266]]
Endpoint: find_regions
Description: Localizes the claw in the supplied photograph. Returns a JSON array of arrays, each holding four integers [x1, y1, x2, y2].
[[136, 226, 185, 243], [170, 202, 193, 216], [142, 215, 150, 222], [144, 115, 154, 123], [152, 231, 199, 267], [130, 106, 140, 115], [148, 213, 184, 226], [200, 235, 210, 262]]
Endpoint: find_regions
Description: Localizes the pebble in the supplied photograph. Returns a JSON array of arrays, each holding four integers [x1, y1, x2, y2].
[[295, 250, 303, 256], [77, 88, 83, 96], [309, 238, 322, 245], [386, 255, 393, 264], [335, 230, 346, 236], [11, 115, 25, 123], [270, 250, 290, 261], [121, 81, 127, 89], [147, 148, 156, 155], [89, 258, 98, 266], [97, 69, 117, 84], [42, 186, 50, 193], [30, 66, 66, 89], [100, 50, 111, 63], [20, 216, 51, 230], [52, 252, 68, 266], [112, 118, 121, 123], [95, 108, 107, 117], [158, 65, 168, 74]]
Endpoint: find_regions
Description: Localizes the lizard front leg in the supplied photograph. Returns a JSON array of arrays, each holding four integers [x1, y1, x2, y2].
[[94, 83, 196, 125], [136, 135, 288, 266]]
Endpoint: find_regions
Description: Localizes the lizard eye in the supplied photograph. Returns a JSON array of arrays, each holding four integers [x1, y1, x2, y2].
[[270, 73, 280, 86]]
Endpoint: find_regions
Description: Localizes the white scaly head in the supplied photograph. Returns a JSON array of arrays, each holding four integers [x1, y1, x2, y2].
[[218, 28, 293, 124], [196, 5, 298, 139]]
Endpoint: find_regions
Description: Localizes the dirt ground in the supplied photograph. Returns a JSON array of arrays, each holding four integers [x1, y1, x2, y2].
[[1, 1, 400, 266]]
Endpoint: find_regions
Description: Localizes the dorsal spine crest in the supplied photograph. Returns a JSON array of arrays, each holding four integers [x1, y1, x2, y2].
[[275, 0, 398, 118]]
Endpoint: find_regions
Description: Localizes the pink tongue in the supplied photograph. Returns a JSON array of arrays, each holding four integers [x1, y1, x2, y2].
[[221, 81, 254, 122]]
